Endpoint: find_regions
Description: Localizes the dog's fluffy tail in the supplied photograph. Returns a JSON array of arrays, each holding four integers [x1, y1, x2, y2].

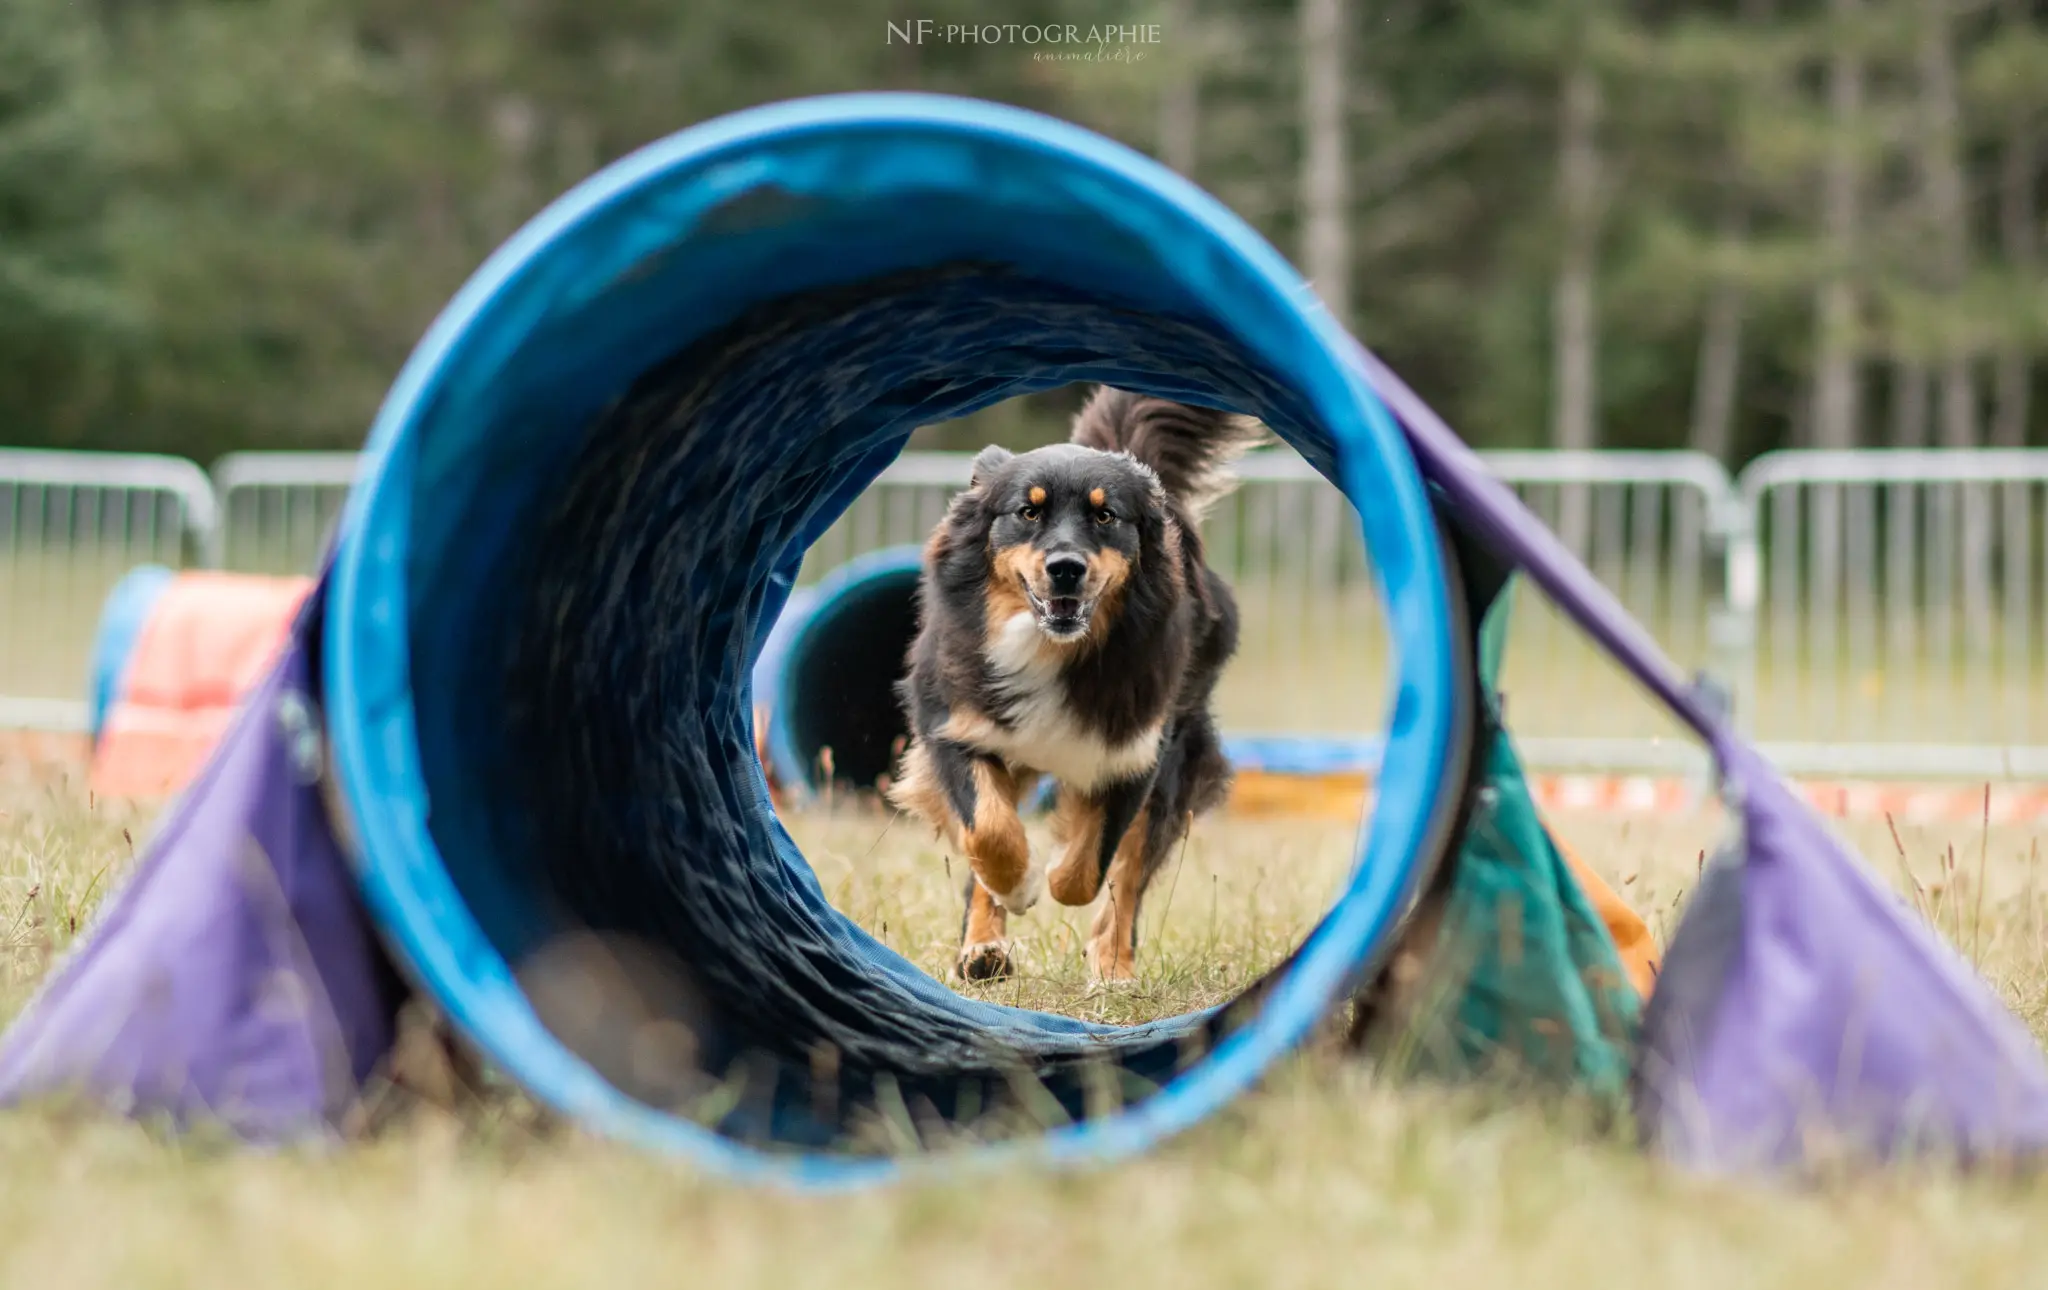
[[1068, 386, 1270, 523]]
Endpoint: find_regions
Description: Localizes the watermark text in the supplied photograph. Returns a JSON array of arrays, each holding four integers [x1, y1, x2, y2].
[[886, 20, 1163, 45]]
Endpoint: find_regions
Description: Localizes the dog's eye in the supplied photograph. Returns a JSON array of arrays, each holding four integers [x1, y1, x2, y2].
[[1019, 504, 1041, 522], [1095, 507, 1116, 525]]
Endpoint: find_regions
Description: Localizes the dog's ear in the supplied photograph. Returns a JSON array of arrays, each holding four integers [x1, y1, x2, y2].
[[969, 445, 1013, 492], [935, 447, 1005, 558]]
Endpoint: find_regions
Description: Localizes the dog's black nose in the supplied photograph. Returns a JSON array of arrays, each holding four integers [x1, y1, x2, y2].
[[1045, 554, 1088, 595]]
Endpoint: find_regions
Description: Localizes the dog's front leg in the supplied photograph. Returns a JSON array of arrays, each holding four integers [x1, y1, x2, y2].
[[922, 739, 1039, 914], [891, 738, 1038, 980], [957, 868, 1014, 981], [1046, 771, 1154, 908]]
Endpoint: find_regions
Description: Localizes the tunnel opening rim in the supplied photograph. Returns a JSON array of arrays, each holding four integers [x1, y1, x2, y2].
[[321, 91, 1461, 1189]]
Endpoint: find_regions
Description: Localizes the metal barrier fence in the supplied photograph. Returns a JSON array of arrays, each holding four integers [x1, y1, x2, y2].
[[5, 443, 2046, 779], [1732, 450, 2048, 779], [208, 452, 361, 573], [0, 449, 218, 732], [800, 450, 1737, 766]]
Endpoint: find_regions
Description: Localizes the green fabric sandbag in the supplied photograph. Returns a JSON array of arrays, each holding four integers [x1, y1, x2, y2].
[[1371, 555, 1641, 1098]]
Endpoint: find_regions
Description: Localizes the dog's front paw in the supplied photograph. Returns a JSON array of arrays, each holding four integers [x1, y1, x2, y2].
[[957, 939, 1016, 982]]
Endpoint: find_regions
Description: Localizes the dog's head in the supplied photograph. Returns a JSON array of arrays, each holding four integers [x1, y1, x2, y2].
[[958, 442, 1167, 644]]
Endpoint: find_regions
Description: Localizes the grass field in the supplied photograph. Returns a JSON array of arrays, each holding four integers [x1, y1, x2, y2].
[[6, 768, 2048, 1288]]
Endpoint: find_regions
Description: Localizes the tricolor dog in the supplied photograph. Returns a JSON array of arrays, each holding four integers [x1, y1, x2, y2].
[[888, 387, 1262, 983]]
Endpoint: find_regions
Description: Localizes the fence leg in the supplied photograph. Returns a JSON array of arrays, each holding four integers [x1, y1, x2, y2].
[[1712, 494, 1761, 743]]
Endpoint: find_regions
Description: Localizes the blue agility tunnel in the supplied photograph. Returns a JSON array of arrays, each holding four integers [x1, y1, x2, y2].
[[13, 91, 2039, 1190], [315, 91, 1466, 1185], [85, 564, 179, 746], [753, 544, 929, 796]]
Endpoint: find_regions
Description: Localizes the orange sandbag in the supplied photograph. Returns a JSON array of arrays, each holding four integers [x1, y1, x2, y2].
[[1554, 833, 1662, 1000], [89, 573, 314, 799]]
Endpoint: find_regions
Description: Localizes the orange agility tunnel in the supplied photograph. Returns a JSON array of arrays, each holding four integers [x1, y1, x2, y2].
[[86, 567, 314, 799]]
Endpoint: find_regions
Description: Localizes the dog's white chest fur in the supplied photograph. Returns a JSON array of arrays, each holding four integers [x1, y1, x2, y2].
[[977, 612, 1163, 791]]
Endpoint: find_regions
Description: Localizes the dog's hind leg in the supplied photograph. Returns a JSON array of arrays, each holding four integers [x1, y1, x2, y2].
[[1085, 720, 1228, 981], [1086, 807, 1163, 983]]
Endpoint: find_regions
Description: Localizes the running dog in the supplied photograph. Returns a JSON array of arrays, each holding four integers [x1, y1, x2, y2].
[[888, 386, 1263, 983]]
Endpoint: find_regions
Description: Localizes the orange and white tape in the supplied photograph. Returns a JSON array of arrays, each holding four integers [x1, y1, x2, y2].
[[1521, 775, 2048, 824], [1226, 768, 2048, 824]]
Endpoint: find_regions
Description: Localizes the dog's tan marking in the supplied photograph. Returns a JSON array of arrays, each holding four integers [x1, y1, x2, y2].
[[888, 743, 1038, 910], [938, 709, 1003, 746], [1089, 487, 1106, 508], [1028, 485, 1047, 506], [1083, 548, 1132, 638], [987, 545, 1039, 623], [957, 881, 1013, 981], [1046, 793, 1109, 906], [1086, 807, 1154, 983], [961, 760, 1033, 908], [1086, 547, 1130, 591]]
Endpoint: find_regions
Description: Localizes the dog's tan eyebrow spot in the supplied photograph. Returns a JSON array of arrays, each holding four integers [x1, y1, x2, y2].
[[1089, 487, 1106, 507], [1028, 486, 1047, 506]]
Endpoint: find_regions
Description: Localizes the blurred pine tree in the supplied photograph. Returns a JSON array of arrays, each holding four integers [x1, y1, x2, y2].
[[0, 0, 2041, 460]]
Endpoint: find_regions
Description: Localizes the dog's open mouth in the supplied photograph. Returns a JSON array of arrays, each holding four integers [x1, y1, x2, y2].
[[1023, 583, 1093, 640]]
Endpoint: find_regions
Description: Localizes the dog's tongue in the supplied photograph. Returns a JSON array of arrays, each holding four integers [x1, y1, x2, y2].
[[1048, 597, 1082, 619]]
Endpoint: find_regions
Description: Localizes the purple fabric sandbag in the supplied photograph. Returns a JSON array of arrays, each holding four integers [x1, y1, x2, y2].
[[0, 591, 402, 1140], [1360, 343, 2048, 1174], [1631, 739, 2048, 1172]]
